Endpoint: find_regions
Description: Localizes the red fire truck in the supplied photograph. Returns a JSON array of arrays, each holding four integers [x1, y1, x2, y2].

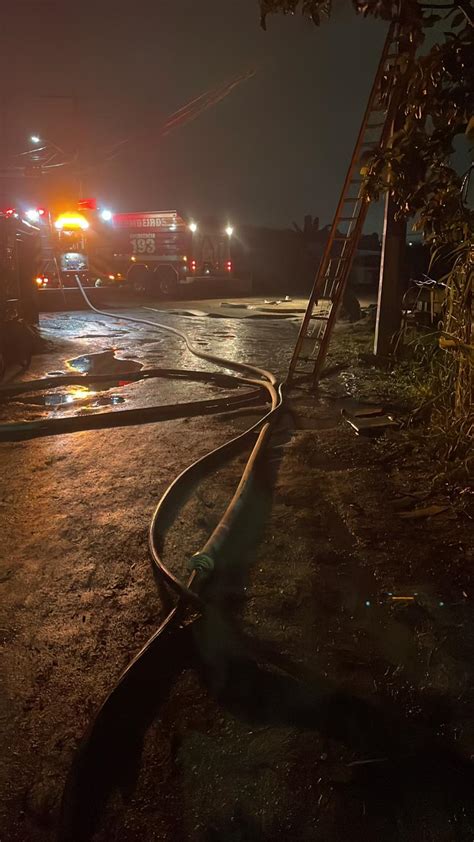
[[21, 203, 237, 300], [111, 210, 234, 297]]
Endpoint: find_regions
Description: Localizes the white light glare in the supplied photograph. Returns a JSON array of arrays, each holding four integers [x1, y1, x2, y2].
[[225, 225, 234, 237], [30, 135, 41, 144], [25, 209, 40, 222], [189, 222, 198, 233], [100, 209, 113, 222]]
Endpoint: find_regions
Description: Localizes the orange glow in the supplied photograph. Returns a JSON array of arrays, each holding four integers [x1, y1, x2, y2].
[[54, 212, 89, 231]]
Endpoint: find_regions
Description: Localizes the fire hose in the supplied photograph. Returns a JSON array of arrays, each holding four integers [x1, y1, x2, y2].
[[56, 277, 285, 840]]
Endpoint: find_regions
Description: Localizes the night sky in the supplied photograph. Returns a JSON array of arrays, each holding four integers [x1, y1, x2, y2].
[[1, 1, 388, 229]]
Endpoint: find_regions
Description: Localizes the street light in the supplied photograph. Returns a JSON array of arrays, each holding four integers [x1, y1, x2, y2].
[[225, 225, 234, 237], [28, 133, 69, 158]]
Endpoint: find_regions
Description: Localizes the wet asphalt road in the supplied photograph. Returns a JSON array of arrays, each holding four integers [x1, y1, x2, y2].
[[1, 306, 300, 423]]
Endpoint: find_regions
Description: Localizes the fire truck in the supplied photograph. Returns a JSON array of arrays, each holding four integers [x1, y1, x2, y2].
[[30, 206, 235, 298], [111, 211, 234, 297], [11, 199, 239, 301]]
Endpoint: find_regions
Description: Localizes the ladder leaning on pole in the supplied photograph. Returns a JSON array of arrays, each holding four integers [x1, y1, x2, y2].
[[287, 21, 416, 388]]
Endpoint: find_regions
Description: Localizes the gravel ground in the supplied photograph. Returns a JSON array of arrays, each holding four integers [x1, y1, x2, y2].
[[1, 303, 473, 841]]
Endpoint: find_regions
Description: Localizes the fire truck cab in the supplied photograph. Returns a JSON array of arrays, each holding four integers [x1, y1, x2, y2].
[[33, 206, 118, 290], [111, 211, 234, 297]]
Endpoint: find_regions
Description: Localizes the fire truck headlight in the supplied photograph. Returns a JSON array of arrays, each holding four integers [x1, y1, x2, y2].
[[100, 209, 113, 222], [225, 225, 234, 237], [26, 209, 40, 222]]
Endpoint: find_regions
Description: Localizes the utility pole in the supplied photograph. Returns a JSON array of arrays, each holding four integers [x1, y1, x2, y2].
[[373, 192, 406, 357], [373, 64, 407, 359]]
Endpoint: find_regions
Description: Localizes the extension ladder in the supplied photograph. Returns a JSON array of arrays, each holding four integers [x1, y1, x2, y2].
[[288, 22, 416, 387]]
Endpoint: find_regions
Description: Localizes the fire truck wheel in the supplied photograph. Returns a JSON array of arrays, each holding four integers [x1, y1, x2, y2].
[[154, 267, 178, 299], [127, 264, 150, 294]]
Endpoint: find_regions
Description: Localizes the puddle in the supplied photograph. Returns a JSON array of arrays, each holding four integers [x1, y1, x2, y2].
[[16, 386, 126, 408], [66, 349, 143, 375]]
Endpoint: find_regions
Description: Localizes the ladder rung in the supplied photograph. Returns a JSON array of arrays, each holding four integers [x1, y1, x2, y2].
[[339, 216, 357, 221], [367, 122, 385, 129], [334, 236, 351, 241], [343, 197, 360, 203]]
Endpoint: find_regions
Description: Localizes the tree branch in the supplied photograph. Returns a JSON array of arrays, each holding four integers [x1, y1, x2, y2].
[[420, 0, 474, 25]]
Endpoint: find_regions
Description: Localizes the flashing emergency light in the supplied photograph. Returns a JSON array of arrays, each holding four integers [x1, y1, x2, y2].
[[100, 209, 113, 222], [189, 222, 198, 233], [54, 212, 89, 231], [25, 208, 46, 223], [225, 226, 234, 237]]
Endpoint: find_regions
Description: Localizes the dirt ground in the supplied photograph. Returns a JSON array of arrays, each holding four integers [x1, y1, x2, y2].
[[0, 301, 473, 841]]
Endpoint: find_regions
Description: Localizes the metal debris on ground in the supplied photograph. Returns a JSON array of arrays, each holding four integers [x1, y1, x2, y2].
[[263, 296, 293, 305], [341, 405, 399, 436]]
